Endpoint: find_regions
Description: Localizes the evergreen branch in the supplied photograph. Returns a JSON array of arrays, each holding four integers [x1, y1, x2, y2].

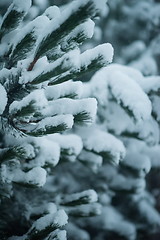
[[0, 0, 31, 41], [49, 44, 113, 85], [25, 115, 74, 136], [59, 189, 97, 206], [34, 0, 101, 60], [65, 203, 102, 217]]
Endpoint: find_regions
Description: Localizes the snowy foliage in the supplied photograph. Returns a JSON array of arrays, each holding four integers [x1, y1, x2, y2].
[[0, 0, 160, 240]]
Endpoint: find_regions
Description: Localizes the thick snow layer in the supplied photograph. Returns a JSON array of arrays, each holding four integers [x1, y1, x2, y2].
[[36, 138, 60, 167], [43, 6, 61, 20], [20, 143, 36, 159], [13, 0, 32, 12], [24, 167, 47, 187], [109, 71, 152, 121], [124, 152, 151, 175], [25, 137, 60, 168], [115, 65, 160, 94], [91, 64, 152, 121], [9, 89, 48, 116], [44, 98, 97, 124], [31, 210, 68, 231], [89, 71, 109, 106], [108, 64, 144, 83], [0, 83, 7, 114], [30, 114, 74, 134], [104, 102, 135, 135], [67, 203, 102, 217], [10, 16, 50, 54], [130, 54, 158, 76], [137, 117, 160, 146], [81, 43, 113, 68], [80, 18, 95, 39], [78, 126, 126, 164], [12, 167, 47, 187], [61, 189, 98, 204], [141, 76, 160, 93], [45, 81, 83, 100], [49, 134, 83, 159], [1, 0, 31, 27], [64, 18, 95, 44], [35, 0, 108, 55], [20, 49, 80, 84]]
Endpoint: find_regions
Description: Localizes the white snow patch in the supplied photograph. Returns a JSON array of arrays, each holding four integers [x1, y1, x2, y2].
[[141, 76, 160, 93], [25, 167, 47, 187], [43, 6, 61, 20], [30, 115, 74, 134], [44, 98, 97, 124], [0, 83, 7, 114], [10, 16, 50, 55], [49, 134, 83, 160], [20, 49, 80, 84], [12, 167, 47, 187], [109, 70, 152, 121], [9, 89, 48, 116], [45, 81, 83, 100], [124, 152, 151, 175], [31, 210, 68, 231], [92, 64, 152, 121], [13, 0, 32, 12], [61, 189, 98, 204], [25, 137, 60, 168], [78, 126, 126, 164], [81, 43, 113, 68]]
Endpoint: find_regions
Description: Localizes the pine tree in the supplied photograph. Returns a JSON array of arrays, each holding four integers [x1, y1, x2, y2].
[[77, 64, 160, 240], [0, 0, 160, 240], [0, 0, 113, 239], [101, 0, 160, 75]]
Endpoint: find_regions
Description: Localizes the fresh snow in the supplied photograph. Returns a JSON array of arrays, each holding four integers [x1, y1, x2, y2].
[[43, 6, 61, 20], [64, 18, 95, 45], [81, 43, 113, 68], [109, 70, 152, 121], [77, 126, 126, 164], [45, 81, 83, 100], [124, 152, 151, 175], [141, 76, 160, 94], [44, 98, 97, 124], [13, 167, 47, 187], [20, 49, 80, 84], [0, 83, 7, 114], [30, 115, 74, 134], [61, 189, 98, 204], [31, 209, 68, 231], [49, 134, 83, 160], [9, 89, 48, 117], [91, 64, 152, 121], [25, 137, 60, 168], [35, 0, 108, 56], [13, 0, 32, 12], [10, 16, 50, 55], [1, 0, 31, 27]]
